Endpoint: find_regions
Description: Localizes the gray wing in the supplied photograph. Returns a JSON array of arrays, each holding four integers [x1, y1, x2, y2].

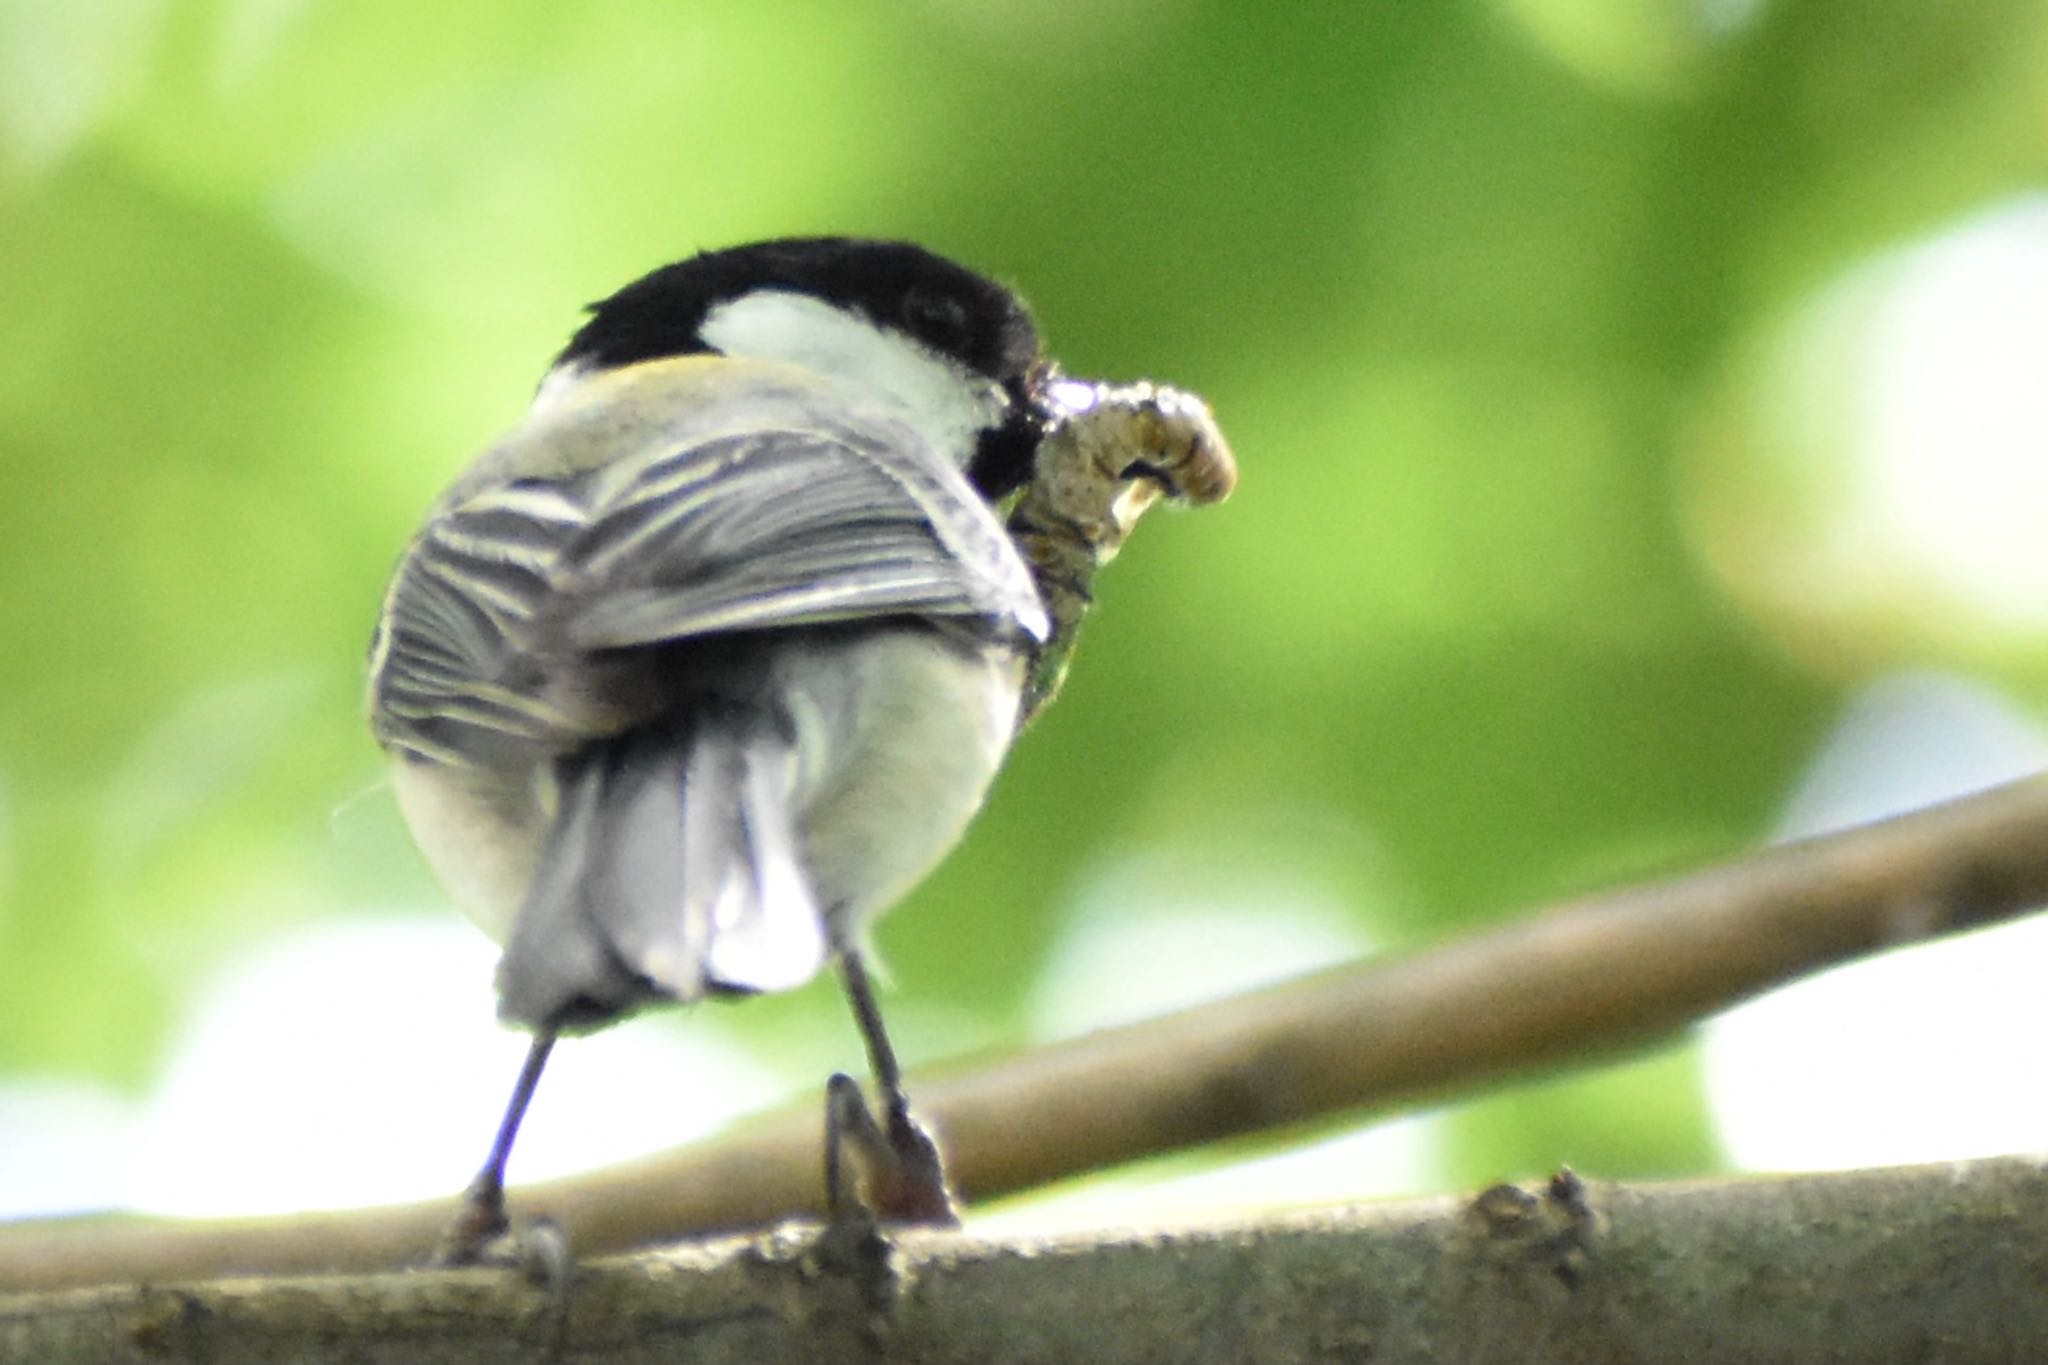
[[370, 414, 1046, 769]]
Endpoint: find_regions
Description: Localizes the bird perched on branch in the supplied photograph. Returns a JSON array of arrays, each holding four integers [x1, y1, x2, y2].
[[367, 236, 1233, 1263]]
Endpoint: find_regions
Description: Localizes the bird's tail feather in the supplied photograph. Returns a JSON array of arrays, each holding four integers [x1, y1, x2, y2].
[[496, 713, 827, 1031]]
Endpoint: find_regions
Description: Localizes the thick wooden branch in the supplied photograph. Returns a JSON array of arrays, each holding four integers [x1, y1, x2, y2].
[[4, 775, 2046, 1294], [6, 1156, 2046, 1363]]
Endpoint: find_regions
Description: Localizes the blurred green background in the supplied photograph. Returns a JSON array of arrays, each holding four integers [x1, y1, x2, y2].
[[5, 0, 2048, 1223]]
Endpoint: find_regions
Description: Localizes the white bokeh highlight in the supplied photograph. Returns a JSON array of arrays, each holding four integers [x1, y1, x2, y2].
[[1853, 198, 2048, 628], [1703, 671, 2048, 1171], [0, 914, 786, 1219], [0, 1078, 134, 1218]]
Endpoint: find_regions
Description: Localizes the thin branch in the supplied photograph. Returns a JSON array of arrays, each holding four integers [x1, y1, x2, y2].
[[5, 775, 2046, 1293], [7, 1156, 2048, 1363]]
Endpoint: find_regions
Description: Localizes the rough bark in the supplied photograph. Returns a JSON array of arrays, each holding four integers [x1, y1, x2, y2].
[[4, 777, 2047, 1296], [5, 1157, 2046, 1363]]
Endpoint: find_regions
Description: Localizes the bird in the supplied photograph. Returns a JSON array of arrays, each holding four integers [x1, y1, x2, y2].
[[367, 236, 1065, 1261]]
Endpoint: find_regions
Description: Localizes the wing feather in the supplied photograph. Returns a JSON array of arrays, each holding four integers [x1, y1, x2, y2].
[[370, 391, 1043, 766]]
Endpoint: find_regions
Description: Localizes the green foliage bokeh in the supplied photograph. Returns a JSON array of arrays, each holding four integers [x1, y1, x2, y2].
[[4, 0, 2046, 1204]]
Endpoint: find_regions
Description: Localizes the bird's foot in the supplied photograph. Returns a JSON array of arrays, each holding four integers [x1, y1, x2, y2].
[[823, 1071, 960, 1228], [432, 1173, 573, 1291]]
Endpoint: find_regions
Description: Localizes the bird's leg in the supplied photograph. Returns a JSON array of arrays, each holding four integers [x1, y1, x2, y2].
[[827, 951, 959, 1226], [436, 1028, 561, 1267]]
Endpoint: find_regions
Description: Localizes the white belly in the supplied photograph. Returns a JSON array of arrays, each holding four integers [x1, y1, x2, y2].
[[389, 758, 541, 944], [389, 626, 1024, 950], [781, 629, 1024, 935]]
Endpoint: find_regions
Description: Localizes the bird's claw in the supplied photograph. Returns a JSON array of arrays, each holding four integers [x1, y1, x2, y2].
[[433, 1176, 573, 1296], [824, 1071, 961, 1228]]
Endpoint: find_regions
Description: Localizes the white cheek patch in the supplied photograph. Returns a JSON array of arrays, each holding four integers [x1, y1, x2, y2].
[[698, 289, 1004, 464], [529, 359, 591, 417]]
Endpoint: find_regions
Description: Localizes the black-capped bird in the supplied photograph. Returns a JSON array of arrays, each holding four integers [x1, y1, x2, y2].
[[368, 238, 1060, 1259]]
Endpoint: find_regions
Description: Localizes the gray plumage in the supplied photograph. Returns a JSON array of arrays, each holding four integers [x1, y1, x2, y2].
[[369, 355, 1045, 1030]]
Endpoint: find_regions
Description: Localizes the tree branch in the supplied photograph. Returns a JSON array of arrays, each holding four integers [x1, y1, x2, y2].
[[6, 1156, 2046, 1363], [5, 775, 2046, 1293]]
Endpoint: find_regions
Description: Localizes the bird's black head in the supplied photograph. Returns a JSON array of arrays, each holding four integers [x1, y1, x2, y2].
[[554, 237, 1053, 497]]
